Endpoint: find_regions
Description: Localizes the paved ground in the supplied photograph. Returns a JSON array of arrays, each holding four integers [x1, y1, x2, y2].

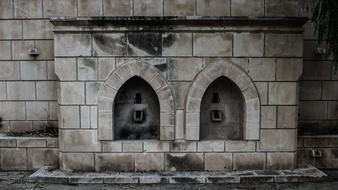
[[1, 171, 338, 190]]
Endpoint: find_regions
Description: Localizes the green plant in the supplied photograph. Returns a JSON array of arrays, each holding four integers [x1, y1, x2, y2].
[[312, 0, 338, 70]]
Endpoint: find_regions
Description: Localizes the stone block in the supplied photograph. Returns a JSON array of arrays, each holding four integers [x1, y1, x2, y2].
[[196, 0, 230, 16], [193, 33, 232, 56], [328, 101, 338, 120], [0, 20, 22, 39], [14, 0, 42, 18], [47, 61, 57, 80], [144, 141, 170, 152], [259, 129, 296, 151], [23, 20, 53, 39], [95, 153, 134, 172], [35, 40, 54, 59], [323, 82, 338, 100], [28, 148, 58, 170], [7, 82, 35, 100], [0, 139, 16, 147], [234, 33, 264, 57], [78, 58, 98, 80], [167, 58, 204, 81], [300, 81, 321, 100], [170, 142, 197, 152], [268, 82, 297, 105], [98, 58, 115, 80], [277, 106, 297, 128], [299, 101, 327, 120], [265, 34, 303, 57], [0, 82, 6, 100], [102, 141, 122, 152], [43, 0, 77, 17], [78, 0, 102, 16], [302, 61, 331, 80], [92, 33, 127, 56], [86, 82, 101, 105], [36, 81, 57, 100], [54, 58, 77, 80], [265, 0, 298, 17], [26, 102, 49, 120], [0, 0, 13, 18], [127, 32, 162, 56], [12, 40, 34, 60], [0, 148, 27, 170], [276, 59, 302, 81], [233, 153, 266, 170], [0, 41, 11, 60], [80, 106, 90, 128], [316, 148, 338, 169], [103, 0, 132, 16], [175, 110, 184, 140], [165, 153, 204, 171], [135, 153, 164, 171], [17, 138, 46, 147], [163, 33, 192, 56], [55, 33, 91, 56], [225, 141, 256, 152], [60, 153, 95, 171], [267, 152, 295, 170], [11, 121, 33, 132], [20, 61, 47, 80], [0, 61, 20, 80], [47, 138, 58, 147], [60, 82, 85, 105], [164, 0, 195, 16], [49, 102, 58, 120], [231, 0, 264, 16], [90, 106, 97, 129], [205, 153, 232, 171], [60, 106, 80, 128], [134, 0, 162, 16], [248, 58, 276, 81], [197, 141, 225, 152], [261, 106, 276, 129], [123, 141, 143, 152], [60, 130, 101, 152]]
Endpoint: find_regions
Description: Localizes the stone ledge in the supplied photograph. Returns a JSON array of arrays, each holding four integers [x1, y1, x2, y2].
[[0, 136, 58, 148], [29, 165, 326, 184]]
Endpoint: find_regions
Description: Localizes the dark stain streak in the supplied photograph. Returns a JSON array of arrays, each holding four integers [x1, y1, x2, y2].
[[127, 33, 162, 56], [162, 33, 176, 48]]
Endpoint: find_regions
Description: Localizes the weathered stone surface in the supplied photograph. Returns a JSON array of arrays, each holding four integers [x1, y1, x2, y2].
[[164, 0, 195, 16], [26, 102, 49, 120], [316, 148, 338, 169], [11, 121, 33, 132], [265, 0, 299, 17], [27, 148, 58, 170], [323, 82, 338, 100], [103, 0, 132, 16], [248, 58, 276, 81], [167, 58, 204, 81], [0, 148, 27, 170], [267, 152, 295, 170], [47, 138, 58, 147], [35, 40, 54, 60], [60, 106, 80, 128], [102, 141, 122, 152], [231, 0, 264, 16], [205, 153, 232, 171], [36, 81, 57, 100], [175, 110, 184, 140], [299, 101, 327, 120], [233, 153, 266, 170], [78, 0, 102, 16], [78, 58, 98, 80], [23, 20, 53, 39], [95, 153, 134, 172], [302, 61, 331, 80], [268, 82, 297, 105], [197, 0, 230, 16], [20, 61, 47, 80], [0, 82, 6, 100], [43, 0, 77, 17], [261, 106, 276, 129], [0, 0, 13, 18], [60, 82, 85, 105], [80, 106, 90, 128], [165, 153, 204, 171], [60, 153, 95, 171], [277, 106, 297, 128], [170, 142, 197, 152], [163, 33, 192, 56], [134, 0, 162, 16], [55, 33, 91, 56], [93, 33, 127, 56], [259, 129, 296, 151], [85, 82, 101, 105], [54, 58, 77, 80], [265, 34, 303, 57], [226, 141, 256, 152], [17, 138, 46, 147], [0, 41, 11, 60], [135, 153, 164, 171], [98, 58, 115, 80], [328, 102, 338, 120], [144, 141, 170, 152], [300, 81, 321, 100], [234, 33, 264, 57], [7, 82, 35, 100], [0, 139, 16, 147], [193, 33, 232, 56], [14, 0, 42, 18], [276, 59, 302, 81], [0, 61, 20, 80], [12, 40, 35, 60], [60, 130, 101, 152], [123, 141, 143, 152], [197, 141, 225, 152], [0, 20, 22, 39], [127, 33, 162, 56]]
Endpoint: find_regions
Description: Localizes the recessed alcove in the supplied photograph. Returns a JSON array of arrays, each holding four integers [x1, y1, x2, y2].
[[200, 76, 244, 140]]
